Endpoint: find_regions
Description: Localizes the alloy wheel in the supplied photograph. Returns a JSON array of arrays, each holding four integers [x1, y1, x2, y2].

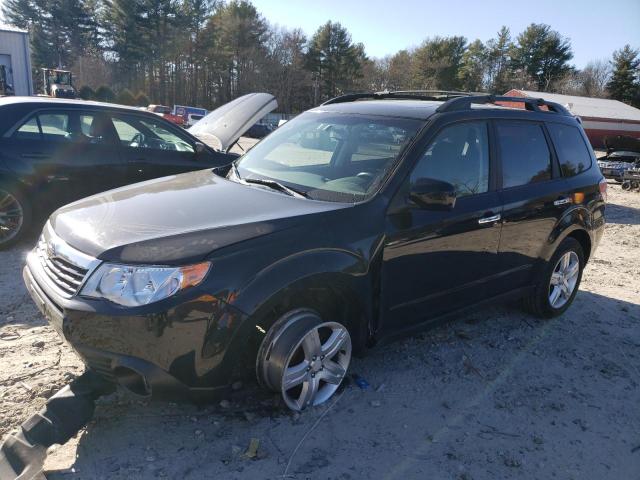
[[0, 189, 24, 245], [259, 313, 352, 411], [548, 251, 580, 309]]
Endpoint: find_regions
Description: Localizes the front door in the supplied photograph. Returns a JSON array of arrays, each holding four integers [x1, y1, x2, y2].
[[382, 120, 503, 331], [110, 113, 204, 183]]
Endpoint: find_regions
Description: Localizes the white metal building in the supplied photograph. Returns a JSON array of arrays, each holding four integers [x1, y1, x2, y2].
[[0, 24, 34, 96]]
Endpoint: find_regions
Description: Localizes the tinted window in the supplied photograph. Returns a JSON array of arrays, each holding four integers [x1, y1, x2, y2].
[[497, 123, 551, 188], [79, 114, 118, 144], [39, 114, 71, 139], [14, 113, 71, 141], [14, 117, 40, 140], [547, 123, 592, 176], [113, 115, 194, 152], [411, 121, 490, 197]]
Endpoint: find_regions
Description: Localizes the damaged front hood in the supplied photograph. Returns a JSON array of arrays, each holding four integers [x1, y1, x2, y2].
[[50, 170, 345, 263], [189, 93, 277, 152]]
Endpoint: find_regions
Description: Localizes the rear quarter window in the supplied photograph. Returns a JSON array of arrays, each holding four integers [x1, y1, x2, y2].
[[547, 123, 593, 176]]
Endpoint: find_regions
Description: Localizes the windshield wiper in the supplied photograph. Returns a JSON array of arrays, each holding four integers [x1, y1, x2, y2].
[[242, 177, 309, 198]]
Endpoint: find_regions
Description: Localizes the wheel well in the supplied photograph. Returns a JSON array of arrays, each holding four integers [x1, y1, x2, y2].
[[567, 229, 591, 262], [255, 277, 369, 354]]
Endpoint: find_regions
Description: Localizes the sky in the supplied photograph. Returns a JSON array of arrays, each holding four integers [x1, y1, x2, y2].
[[1, 0, 639, 68], [250, 0, 640, 68]]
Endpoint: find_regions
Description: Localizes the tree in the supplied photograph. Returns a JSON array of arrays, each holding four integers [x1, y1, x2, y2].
[[579, 60, 610, 97], [458, 39, 487, 92], [306, 21, 365, 102], [78, 84, 95, 99], [386, 50, 413, 90], [511, 23, 574, 91], [607, 45, 639, 106], [411, 36, 466, 90], [116, 88, 136, 105], [3, 0, 99, 70], [95, 84, 115, 102], [485, 26, 513, 93], [135, 91, 151, 106], [264, 27, 313, 112]]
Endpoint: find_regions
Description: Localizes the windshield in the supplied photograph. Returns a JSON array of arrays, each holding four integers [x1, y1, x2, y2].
[[234, 111, 422, 202], [57, 72, 71, 85]]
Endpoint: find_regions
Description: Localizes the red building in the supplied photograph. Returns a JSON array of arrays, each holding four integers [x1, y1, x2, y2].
[[503, 89, 640, 149]]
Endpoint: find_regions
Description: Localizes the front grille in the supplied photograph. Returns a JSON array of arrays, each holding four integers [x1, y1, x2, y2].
[[32, 223, 98, 298], [36, 237, 88, 295]]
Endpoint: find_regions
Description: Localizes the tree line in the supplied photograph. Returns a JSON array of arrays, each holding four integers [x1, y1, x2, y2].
[[3, 0, 640, 112]]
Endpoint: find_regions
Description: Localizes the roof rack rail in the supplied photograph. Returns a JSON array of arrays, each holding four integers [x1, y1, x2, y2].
[[436, 95, 572, 116], [321, 90, 473, 106]]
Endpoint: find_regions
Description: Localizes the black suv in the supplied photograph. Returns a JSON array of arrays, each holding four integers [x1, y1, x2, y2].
[[23, 92, 606, 412]]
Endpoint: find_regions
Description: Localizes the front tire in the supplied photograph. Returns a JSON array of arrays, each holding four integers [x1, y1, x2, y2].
[[523, 237, 584, 318], [256, 309, 352, 411], [0, 185, 31, 249]]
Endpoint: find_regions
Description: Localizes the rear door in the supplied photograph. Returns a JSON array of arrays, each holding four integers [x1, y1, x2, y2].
[[3, 111, 79, 209], [494, 120, 571, 288]]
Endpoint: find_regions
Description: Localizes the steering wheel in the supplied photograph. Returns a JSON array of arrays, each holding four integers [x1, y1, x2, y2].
[[130, 132, 145, 147]]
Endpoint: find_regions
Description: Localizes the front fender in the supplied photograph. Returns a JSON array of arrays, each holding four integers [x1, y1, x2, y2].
[[205, 248, 373, 384]]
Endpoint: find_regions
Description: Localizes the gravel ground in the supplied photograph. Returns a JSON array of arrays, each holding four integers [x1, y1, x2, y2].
[[1, 183, 639, 480]]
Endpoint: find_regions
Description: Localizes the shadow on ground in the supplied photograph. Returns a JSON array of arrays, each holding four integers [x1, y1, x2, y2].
[[45, 290, 640, 480]]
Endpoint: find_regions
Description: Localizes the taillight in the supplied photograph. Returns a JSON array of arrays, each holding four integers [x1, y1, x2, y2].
[[599, 178, 608, 202]]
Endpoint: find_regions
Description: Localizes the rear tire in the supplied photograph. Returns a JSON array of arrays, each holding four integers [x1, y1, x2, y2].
[[523, 238, 584, 319], [0, 185, 31, 249]]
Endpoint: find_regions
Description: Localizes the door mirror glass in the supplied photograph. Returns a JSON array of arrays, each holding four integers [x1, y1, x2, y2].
[[410, 178, 457, 210], [195, 141, 207, 155]]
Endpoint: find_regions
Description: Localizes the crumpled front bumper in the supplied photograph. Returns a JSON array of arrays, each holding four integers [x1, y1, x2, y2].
[[23, 253, 248, 400]]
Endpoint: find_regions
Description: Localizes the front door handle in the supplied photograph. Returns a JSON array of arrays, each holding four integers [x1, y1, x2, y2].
[[478, 214, 501, 224], [553, 197, 572, 206]]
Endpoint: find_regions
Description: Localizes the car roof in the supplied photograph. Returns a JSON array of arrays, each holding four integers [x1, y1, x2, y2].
[[310, 99, 442, 120], [309, 98, 533, 121], [0, 96, 145, 114]]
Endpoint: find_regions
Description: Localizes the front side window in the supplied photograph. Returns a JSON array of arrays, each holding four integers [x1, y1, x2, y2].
[[235, 112, 423, 202], [410, 121, 490, 197], [113, 115, 194, 152], [547, 123, 592, 177], [79, 114, 119, 144], [497, 122, 552, 189]]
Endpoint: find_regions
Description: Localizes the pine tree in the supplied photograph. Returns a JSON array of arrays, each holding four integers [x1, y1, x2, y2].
[[607, 45, 640, 106], [306, 21, 365, 102], [510, 23, 574, 91]]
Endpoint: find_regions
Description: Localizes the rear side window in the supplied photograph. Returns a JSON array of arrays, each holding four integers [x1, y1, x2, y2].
[[547, 123, 592, 176], [496, 122, 552, 189], [14, 112, 71, 141]]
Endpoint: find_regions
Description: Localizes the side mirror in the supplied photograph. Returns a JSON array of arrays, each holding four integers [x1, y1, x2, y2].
[[195, 141, 207, 156], [409, 178, 457, 210]]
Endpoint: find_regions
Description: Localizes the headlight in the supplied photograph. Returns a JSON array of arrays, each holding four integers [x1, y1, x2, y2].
[[81, 262, 210, 307]]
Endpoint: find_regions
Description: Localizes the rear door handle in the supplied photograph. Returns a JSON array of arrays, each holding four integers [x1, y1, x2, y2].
[[21, 152, 51, 159], [553, 197, 572, 206], [478, 214, 501, 224]]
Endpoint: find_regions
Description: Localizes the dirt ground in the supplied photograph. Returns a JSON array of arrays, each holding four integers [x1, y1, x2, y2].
[[1, 183, 639, 480]]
